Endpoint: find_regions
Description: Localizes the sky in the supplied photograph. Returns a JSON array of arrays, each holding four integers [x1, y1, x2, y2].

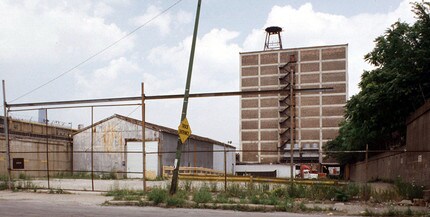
[[0, 0, 417, 148]]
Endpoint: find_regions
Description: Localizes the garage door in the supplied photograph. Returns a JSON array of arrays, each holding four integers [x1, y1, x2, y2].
[[126, 141, 158, 179]]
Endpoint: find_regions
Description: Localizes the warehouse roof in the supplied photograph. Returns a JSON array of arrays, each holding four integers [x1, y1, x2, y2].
[[74, 114, 235, 149]]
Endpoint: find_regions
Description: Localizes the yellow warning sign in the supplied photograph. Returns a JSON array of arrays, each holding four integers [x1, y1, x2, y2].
[[178, 118, 192, 144]]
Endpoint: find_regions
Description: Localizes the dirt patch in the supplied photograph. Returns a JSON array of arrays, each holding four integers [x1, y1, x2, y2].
[[0, 190, 111, 206]]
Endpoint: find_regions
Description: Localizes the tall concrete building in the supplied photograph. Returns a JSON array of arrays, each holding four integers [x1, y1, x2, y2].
[[240, 43, 348, 166]]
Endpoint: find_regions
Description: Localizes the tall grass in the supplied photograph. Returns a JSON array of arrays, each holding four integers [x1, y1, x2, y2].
[[394, 178, 424, 200], [147, 188, 168, 205], [193, 188, 212, 204], [102, 180, 424, 210]]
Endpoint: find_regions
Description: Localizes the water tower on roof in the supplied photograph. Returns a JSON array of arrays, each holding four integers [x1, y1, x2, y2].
[[264, 26, 283, 50]]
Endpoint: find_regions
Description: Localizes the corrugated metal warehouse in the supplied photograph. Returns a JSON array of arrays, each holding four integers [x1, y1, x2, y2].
[[73, 114, 236, 179]]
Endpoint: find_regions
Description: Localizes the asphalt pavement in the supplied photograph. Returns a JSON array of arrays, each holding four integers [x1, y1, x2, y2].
[[0, 191, 354, 217]]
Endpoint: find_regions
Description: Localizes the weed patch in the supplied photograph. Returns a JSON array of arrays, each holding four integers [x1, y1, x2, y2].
[[0, 182, 7, 190], [166, 191, 187, 207], [214, 192, 232, 204], [181, 180, 192, 192], [48, 188, 68, 194], [193, 188, 212, 204], [226, 183, 246, 198], [13, 180, 38, 191], [394, 178, 424, 200], [106, 189, 145, 200], [147, 188, 167, 205]]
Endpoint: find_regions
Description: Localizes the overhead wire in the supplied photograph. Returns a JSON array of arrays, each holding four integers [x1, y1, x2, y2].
[[9, 0, 184, 103]]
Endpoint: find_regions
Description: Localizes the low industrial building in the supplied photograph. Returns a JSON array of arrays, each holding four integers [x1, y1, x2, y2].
[[0, 116, 75, 177], [73, 114, 236, 179], [1, 114, 236, 179]]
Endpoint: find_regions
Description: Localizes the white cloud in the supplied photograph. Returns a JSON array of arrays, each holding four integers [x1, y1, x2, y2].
[[176, 10, 193, 24], [94, 2, 114, 17], [75, 57, 140, 98], [243, 0, 415, 96], [131, 5, 172, 35], [145, 28, 241, 142], [0, 0, 135, 104], [0, 1, 134, 65], [131, 5, 192, 36], [148, 28, 241, 92]]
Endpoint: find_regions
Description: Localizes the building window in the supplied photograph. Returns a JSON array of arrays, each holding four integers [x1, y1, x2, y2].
[[13, 158, 24, 169]]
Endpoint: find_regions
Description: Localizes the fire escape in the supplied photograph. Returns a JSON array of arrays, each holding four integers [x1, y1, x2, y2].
[[278, 55, 297, 161]]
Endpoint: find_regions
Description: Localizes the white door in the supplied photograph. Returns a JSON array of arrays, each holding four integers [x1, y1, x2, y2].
[[126, 141, 158, 179]]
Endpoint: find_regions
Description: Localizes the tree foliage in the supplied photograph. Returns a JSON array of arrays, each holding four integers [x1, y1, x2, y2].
[[325, 2, 430, 164]]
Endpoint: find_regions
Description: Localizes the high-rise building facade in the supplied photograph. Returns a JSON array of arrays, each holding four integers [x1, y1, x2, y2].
[[240, 44, 348, 164]]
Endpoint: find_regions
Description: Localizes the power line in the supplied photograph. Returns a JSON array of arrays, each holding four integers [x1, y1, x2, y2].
[[9, 0, 184, 103]]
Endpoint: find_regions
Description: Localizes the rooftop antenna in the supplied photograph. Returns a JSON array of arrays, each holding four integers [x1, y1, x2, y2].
[[264, 26, 283, 50]]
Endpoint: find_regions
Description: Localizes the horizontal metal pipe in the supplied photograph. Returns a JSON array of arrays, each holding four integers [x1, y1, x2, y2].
[[9, 150, 277, 154], [7, 87, 333, 108], [7, 149, 425, 154], [9, 103, 142, 112], [9, 169, 145, 174]]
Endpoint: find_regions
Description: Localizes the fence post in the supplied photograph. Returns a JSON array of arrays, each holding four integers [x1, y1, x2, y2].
[[2, 80, 12, 189], [91, 106, 94, 191], [45, 109, 50, 189], [224, 144, 227, 192], [365, 144, 369, 199], [141, 82, 146, 191]]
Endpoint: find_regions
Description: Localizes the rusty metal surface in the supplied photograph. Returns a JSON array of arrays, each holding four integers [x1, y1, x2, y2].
[[73, 116, 159, 175]]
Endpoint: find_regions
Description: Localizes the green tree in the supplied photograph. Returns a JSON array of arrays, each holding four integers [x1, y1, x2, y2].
[[325, 2, 430, 164]]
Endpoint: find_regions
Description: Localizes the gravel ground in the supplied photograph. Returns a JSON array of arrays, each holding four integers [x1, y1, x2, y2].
[[0, 191, 353, 217], [9, 179, 430, 216], [1, 190, 429, 216]]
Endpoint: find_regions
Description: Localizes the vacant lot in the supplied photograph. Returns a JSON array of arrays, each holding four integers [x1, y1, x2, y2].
[[0, 191, 352, 217]]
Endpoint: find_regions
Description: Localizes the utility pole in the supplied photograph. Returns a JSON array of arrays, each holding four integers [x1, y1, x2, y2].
[[170, 0, 202, 195]]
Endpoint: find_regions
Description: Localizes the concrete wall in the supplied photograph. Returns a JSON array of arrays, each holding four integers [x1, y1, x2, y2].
[[349, 151, 430, 187], [350, 101, 430, 187], [349, 151, 405, 182], [240, 44, 347, 163]]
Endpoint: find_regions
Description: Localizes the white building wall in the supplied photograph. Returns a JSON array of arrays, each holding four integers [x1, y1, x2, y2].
[[126, 141, 159, 178], [235, 164, 295, 178], [212, 144, 236, 174]]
